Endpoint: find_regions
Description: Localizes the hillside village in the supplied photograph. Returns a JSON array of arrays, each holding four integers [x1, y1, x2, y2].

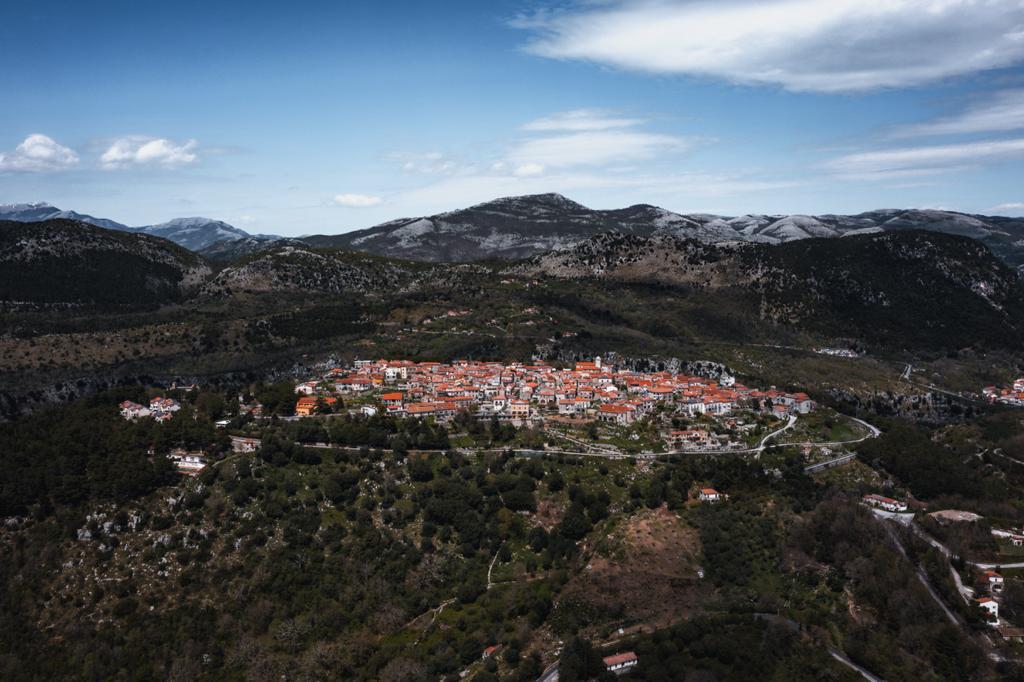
[[983, 377, 1024, 407], [118, 397, 181, 422], [292, 357, 815, 429]]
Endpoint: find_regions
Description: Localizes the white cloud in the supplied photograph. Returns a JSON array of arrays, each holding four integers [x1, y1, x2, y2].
[[394, 169, 800, 216], [101, 137, 198, 169], [825, 138, 1024, 179], [377, 108, 762, 215], [0, 134, 79, 172], [893, 89, 1024, 138], [391, 152, 460, 175], [991, 202, 1024, 212], [522, 109, 645, 132], [513, 163, 546, 177], [508, 129, 695, 169], [333, 193, 383, 207], [516, 0, 1024, 93]]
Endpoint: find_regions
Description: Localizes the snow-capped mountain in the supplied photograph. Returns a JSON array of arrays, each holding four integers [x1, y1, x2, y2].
[[0, 202, 130, 231], [5, 196, 1023, 272], [303, 193, 1024, 271], [0, 202, 271, 251], [140, 217, 251, 251]]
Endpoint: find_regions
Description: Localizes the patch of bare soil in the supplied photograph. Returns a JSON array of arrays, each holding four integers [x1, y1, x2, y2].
[[563, 506, 708, 635]]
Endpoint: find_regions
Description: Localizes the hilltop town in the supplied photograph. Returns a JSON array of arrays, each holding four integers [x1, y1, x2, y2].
[[293, 357, 813, 428]]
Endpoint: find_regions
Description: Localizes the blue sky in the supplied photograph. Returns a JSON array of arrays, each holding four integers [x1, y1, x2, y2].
[[3, 0, 1024, 236]]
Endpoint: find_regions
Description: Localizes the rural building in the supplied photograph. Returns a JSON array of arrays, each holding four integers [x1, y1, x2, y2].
[[977, 597, 999, 622], [862, 493, 908, 513], [984, 571, 1004, 592], [699, 488, 724, 503], [602, 651, 638, 673]]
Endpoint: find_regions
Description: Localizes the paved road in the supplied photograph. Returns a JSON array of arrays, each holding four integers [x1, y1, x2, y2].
[[829, 649, 884, 682], [537, 664, 559, 682], [970, 559, 1024, 570], [757, 414, 798, 451], [875, 514, 962, 627], [804, 453, 857, 473], [897, 363, 986, 406], [878, 509, 1024, 570], [779, 415, 881, 450], [290, 411, 881, 462]]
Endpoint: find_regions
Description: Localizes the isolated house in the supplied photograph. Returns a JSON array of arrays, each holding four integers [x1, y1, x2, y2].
[[977, 597, 999, 623], [169, 451, 207, 476], [699, 488, 723, 503], [862, 493, 908, 513], [984, 571, 1004, 592], [602, 652, 638, 673], [230, 436, 260, 453]]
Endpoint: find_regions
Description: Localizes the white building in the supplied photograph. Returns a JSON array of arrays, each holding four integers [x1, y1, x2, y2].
[[699, 488, 723, 503], [602, 652, 638, 673], [169, 451, 207, 476], [977, 597, 999, 623], [119, 400, 150, 420], [862, 493, 908, 513], [985, 571, 1005, 592]]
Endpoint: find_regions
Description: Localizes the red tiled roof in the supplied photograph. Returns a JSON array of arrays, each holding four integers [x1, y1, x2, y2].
[[602, 652, 638, 666]]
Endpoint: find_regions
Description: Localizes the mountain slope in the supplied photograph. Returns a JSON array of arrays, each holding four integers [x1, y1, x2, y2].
[[0, 203, 269, 252], [201, 245, 432, 296], [0, 219, 210, 307], [303, 193, 627, 261], [523, 230, 1024, 351], [303, 194, 1024, 270], [197, 236, 305, 262]]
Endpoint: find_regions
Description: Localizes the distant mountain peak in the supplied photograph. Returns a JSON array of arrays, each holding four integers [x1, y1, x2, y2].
[[0, 203, 274, 252], [0, 201, 55, 211], [466, 193, 591, 214]]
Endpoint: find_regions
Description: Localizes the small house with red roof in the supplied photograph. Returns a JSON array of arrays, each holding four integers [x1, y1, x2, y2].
[[602, 651, 638, 673]]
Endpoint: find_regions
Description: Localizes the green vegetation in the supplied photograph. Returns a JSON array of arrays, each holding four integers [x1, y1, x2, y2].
[[0, 383, 1015, 679]]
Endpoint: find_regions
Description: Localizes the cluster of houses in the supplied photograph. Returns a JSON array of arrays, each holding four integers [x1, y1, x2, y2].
[[982, 377, 1024, 407], [976, 570, 1006, 626], [118, 397, 181, 423], [293, 358, 815, 426]]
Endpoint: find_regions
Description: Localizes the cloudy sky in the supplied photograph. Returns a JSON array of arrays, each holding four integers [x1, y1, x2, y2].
[[3, 0, 1024, 236]]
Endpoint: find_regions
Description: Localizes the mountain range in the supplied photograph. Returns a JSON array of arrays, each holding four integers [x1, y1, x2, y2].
[[3, 195, 1024, 273], [4, 216, 1021, 355], [305, 194, 1024, 272], [0, 203, 262, 252]]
